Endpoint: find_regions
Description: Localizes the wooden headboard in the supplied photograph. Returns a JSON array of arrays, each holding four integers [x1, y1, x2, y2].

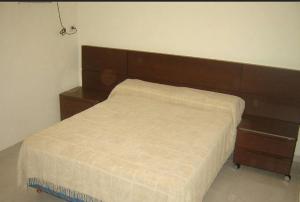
[[82, 45, 300, 124]]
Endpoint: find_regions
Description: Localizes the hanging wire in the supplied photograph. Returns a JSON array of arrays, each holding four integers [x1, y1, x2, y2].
[[56, 2, 77, 36]]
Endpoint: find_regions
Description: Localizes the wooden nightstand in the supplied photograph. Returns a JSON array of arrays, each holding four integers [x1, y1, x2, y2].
[[59, 87, 109, 120], [233, 115, 299, 180]]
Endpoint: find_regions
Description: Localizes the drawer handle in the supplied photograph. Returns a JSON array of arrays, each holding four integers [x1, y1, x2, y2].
[[239, 128, 295, 141]]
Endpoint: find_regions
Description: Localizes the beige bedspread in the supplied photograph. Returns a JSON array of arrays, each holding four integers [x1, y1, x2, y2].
[[18, 79, 245, 202]]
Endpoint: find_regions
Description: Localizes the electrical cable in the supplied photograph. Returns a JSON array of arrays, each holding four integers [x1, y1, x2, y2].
[[56, 2, 77, 36]]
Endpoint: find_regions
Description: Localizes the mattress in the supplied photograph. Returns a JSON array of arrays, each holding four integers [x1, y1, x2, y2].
[[18, 79, 245, 202]]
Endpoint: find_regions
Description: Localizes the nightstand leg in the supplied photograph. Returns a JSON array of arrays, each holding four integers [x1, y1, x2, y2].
[[284, 175, 291, 182], [235, 163, 240, 169]]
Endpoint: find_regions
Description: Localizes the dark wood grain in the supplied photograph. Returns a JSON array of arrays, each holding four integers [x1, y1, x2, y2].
[[233, 115, 298, 176], [61, 86, 109, 102], [239, 115, 299, 139], [241, 64, 300, 101], [82, 69, 127, 93], [240, 64, 300, 123], [236, 130, 295, 158], [127, 51, 243, 94], [82, 46, 127, 92], [241, 94, 300, 123], [82, 46, 127, 73], [234, 147, 291, 175], [59, 87, 108, 120]]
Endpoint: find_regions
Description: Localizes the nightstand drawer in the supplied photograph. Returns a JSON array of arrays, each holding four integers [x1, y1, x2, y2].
[[60, 96, 98, 120], [234, 147, 291, 175], [236, 129, 295, 158]]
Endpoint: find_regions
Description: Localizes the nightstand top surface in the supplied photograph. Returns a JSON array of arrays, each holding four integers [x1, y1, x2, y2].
[[60, 87, 109, 102], [239, 115, 299, 139]]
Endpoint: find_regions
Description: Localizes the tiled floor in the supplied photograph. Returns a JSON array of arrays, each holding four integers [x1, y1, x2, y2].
[[0, 142, 299, 202]]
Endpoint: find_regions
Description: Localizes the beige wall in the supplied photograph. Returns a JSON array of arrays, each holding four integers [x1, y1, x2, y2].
[[78, 2, 300, 70], [78, 2, 300, 156], [0, 2, 79, 151]]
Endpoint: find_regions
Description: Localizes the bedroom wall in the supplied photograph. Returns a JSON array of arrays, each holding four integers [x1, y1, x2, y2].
[[77, 2, 300, 70], [77, 2, 300, 157], [0, 2, 79, 151]]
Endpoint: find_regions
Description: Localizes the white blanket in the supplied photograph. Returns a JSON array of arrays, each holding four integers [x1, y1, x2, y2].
[[18, 79, 245, 202]]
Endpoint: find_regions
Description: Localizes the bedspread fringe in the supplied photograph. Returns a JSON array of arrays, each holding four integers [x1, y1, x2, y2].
[[27, 178, 102, 202]]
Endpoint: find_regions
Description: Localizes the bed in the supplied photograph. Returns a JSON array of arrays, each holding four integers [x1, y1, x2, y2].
[[18, 45, 300, 202], [18, 78, 245, 202]]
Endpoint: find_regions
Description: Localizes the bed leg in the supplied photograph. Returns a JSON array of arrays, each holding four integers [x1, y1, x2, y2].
[[235, 163, 240, 169], [36, 188, 42, 193]]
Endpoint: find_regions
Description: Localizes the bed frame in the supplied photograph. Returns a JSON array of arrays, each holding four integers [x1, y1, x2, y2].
[[82, 45, 300, 124], [33, 45, 300, 200]]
